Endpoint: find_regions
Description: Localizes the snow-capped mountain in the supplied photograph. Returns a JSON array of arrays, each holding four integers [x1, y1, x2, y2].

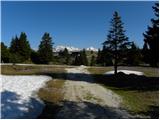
[[53, 45, 98, 52], [86, 47, 98, 52], [53, 45, 80, 52]]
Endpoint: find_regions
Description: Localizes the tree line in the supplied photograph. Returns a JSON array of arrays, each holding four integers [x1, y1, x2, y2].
[[1, 3, 158, 68]]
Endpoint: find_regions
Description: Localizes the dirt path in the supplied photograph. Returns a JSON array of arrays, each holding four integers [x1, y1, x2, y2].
[[56, 66, 136, 118]]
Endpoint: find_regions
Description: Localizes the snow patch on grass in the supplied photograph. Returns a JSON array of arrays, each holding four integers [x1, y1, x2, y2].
[[1, 75, 52, 119], [105, 70, 144, 76]]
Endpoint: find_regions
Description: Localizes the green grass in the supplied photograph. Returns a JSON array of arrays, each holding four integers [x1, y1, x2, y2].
[[88, 66, 159, 117]]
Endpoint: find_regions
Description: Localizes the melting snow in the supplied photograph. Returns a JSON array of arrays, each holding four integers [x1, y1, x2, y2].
[[1, 75, 52, 119], [105, 70, 144, 76]]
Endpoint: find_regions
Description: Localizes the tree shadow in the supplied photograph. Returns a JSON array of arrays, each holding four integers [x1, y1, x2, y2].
[[138, 105, 159, 119], [1, 90, 44, 119], [37, 72, 159, 91], [38, 100, 140, 119]]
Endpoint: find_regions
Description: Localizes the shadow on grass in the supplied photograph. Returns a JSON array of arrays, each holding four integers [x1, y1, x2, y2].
[[138, 105, 159, 119], [37, 72, 159, 91], [37, 72, 159, 119], [38, 100, 140, 119]]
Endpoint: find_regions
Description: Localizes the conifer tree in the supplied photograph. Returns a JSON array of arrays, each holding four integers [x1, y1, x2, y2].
[[1, 42, 10, 63], [80, 49, 88, 66], [38, 32, 53, 64], [90, 55, 96, 66], [63, 48, 70, 65], [143, 3, 159, 67], [74, 53, 81, 65], [18, 32, 31, 61], [126, 42, 141, 66], [103, 11, 130, 75], [74, 49, 88, 66], [96, 49, 101, 65], [10, 32, 31, 63]]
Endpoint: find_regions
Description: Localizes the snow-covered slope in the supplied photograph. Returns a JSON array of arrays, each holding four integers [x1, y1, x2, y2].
[[53, 45, 98, 52]]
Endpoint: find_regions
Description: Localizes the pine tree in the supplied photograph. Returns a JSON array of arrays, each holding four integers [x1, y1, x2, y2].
[[142, 42, 150, 64], [1, 42, 10, 63], [10, 36, 19, 53], [9, 32, 31, 63], [38, 32, 53, 64], [103, 11, 130, 75], [143, 3, 159, 67], [126, 42, 141, 66], [63, 48, 70, 65], [90, 55, 96, 66], [18, 32, 31, 61], [74, 53, 81, 65], [80, 49, 88, 66], [96, 49, 101, 65], [74, 49, 88, 66]]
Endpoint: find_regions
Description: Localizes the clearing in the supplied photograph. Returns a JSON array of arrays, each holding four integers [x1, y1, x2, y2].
[[1, 64, 158, 118]]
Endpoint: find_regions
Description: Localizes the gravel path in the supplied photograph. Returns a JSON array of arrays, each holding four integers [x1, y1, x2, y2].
[[56, 66, 136, 118]]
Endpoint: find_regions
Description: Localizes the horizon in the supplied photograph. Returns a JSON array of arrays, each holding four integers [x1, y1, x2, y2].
[[1, 1, 157, 49]]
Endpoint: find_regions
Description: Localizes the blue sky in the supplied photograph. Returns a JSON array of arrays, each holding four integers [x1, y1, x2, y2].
[[1, 1, 157, 49]]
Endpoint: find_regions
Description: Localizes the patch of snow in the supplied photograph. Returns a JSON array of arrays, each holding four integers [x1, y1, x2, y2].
[[1, 75, 52, 119], [105, 70, 144, 76]]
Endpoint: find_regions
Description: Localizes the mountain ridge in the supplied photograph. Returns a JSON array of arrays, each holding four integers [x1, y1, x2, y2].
[[53, 45, 98, 52]]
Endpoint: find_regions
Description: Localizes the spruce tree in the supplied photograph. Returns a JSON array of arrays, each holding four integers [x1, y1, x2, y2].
[[143, 3, 159, 67], [80, 49, 88, 66], [1, 42, 10, 63], [90, 55, 96, 66], [74, 49, 88, 66], [126, 42, 141, 66], [10, 36, 19, 53], [142, 42, 150, 64], [96, 49, 101, 65], [18, 32, 31, 61], [9, 32, 31, 63], [74, 53, 81, 65], [63, 48, 70, 65], [103, 11, 130, 75], [38, 32, 53, 64]]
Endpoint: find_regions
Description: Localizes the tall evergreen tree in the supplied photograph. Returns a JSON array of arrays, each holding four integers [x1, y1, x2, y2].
[[18, 32, 31, 61], [63, 48, 71, 65], [96, 49, 101, 65], [142, 42, 150, 64], [90, 55, 96, 66], [143, 3, 159, 67], [80, 49, 88, 66], [10, 36, 19, 53], [38, 32, 53, 64], [103, 11, 130, 75], [1, 42, 10, 63], [10, 32, 31, 63]]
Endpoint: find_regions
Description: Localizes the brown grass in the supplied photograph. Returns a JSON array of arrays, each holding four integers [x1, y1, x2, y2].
[[1, 65, 71, 75], [38, 79, 65, 104]]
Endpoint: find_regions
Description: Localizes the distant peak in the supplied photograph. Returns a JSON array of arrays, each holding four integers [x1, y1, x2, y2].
[[53, 45, 98, 52]]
